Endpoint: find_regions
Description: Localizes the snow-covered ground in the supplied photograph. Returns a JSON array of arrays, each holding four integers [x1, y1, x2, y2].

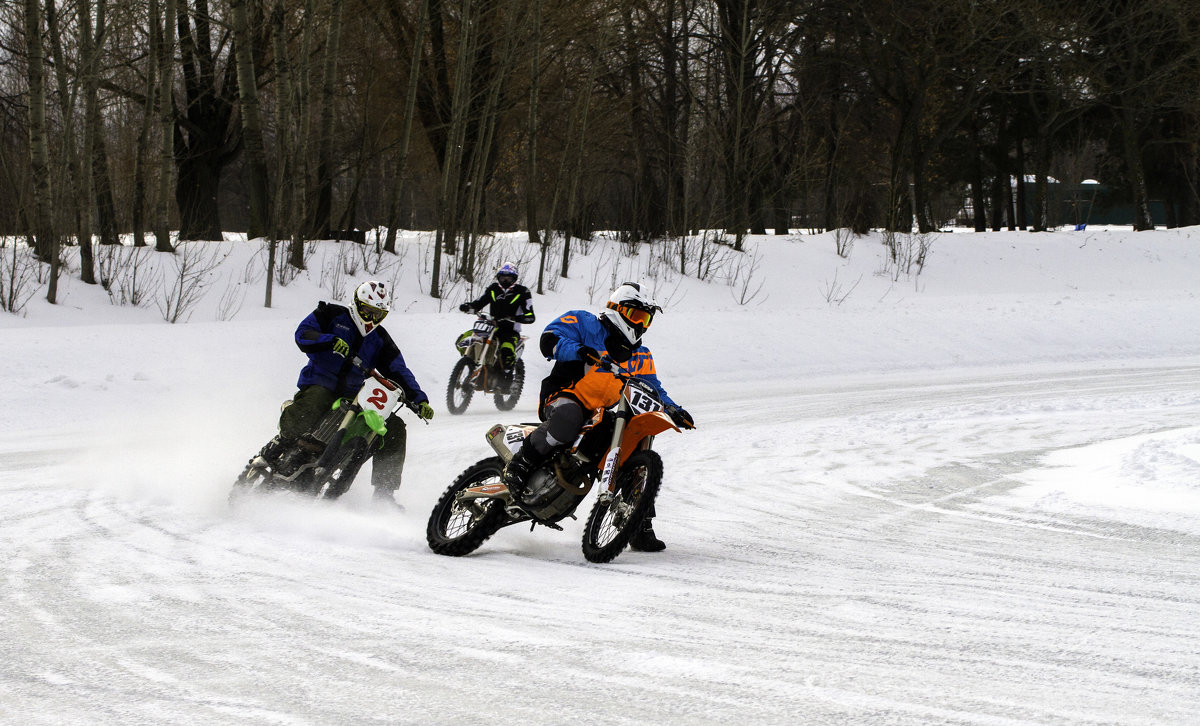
[[2, 228, 1199, 725]]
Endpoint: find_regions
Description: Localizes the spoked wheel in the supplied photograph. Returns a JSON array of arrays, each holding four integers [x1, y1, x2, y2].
[[446, 358, 476, 415], [493, 359, 525, 411], [581, 450, 663, 563], [313, 437, 368, 500], [427, 457, 509, 556], [229, 463, 274, 506]]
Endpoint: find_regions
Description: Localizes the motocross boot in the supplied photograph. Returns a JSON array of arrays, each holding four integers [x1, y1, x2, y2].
[[272, 438, 322, 478], [372, 486, 405, 513], [501, 445, 546, 513], [629, 518, 666, 552], [253, 435, 291, 470], [495, 367, 514, 393]]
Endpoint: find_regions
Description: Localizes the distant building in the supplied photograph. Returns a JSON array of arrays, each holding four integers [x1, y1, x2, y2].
[[959, 178, 1168, 228]]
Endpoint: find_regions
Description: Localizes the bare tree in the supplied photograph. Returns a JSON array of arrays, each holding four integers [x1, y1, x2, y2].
[[379, 0, 429, 254], [152, 0, 177, 252], [44, 0, 96, 284], [306, 0, 345, 238], [23, 0, 58, 303], [174, 0, 240, 241], [525, 0, 542, 263], [230, 0, 270, 240], [78, 0, 120, 247]]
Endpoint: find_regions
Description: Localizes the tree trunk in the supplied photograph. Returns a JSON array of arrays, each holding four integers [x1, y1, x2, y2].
[[79, 0, 120, 247], [45, 0, 96, 283], [289, 0, 318, 268], [384, 0, 428, 254], [174, 0, 240, 242], [526, 0, 542, 290], [1014, 137, 1027, 230], [270, 0, 295, 295], [434, 0, 477, 284], [969, 117, 987, 232], [176, 154, 224, 241], [133, 0, 158, 249], [716, 0, 762, 250], [132, 71, 154, 248], [231, 0, 271, 240], [24, 0, 58, 302], [307, 0, 345, 239], [153, 0, 177, 252], [1119, 106, 1154, 231], [1032, 132, 1050, 232]]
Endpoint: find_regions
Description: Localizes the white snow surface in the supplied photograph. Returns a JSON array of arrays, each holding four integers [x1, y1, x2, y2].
[[2, 228, 1200, 725]]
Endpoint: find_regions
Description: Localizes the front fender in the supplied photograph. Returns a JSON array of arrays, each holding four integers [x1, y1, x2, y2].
[[618, 411, 679, 467]]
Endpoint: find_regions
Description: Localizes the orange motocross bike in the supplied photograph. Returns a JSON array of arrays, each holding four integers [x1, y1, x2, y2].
[[427, 359, 684, 563]]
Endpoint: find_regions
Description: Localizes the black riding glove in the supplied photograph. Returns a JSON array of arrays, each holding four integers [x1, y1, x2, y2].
[[666, 405, 695, 429], [459, 303, 474, 313], [577, 346, 602, 367]]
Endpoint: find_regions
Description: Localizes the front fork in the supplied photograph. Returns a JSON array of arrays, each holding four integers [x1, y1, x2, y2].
[[469, 338, 495, 388], [596, 404, 632, 505]]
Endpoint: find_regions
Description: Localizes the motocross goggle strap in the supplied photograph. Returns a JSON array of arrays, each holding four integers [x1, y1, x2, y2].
[[356, 298, 388, 324]]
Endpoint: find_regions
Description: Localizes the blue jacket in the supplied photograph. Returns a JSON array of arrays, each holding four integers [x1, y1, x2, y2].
[[539, 309, 676, 408], [295, 302, 428, 404]]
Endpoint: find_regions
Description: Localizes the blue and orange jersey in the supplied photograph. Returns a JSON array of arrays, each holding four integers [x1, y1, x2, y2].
[[539, 309, 676, 412]]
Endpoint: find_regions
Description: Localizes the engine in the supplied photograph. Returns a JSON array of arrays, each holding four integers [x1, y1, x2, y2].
[[521, 458, 590, 522]]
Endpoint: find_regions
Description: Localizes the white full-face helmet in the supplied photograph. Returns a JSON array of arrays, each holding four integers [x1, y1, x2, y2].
[[350, 280, 391, 335], [598, 282, 661, 347]]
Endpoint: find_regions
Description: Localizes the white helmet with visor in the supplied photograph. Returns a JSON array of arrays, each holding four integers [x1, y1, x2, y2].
[[599, 282, 660, 346], [350, 280, 391, 335]]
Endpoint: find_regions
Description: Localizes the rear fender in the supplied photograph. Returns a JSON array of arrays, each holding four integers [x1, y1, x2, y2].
[[486, 423, 539, 462]]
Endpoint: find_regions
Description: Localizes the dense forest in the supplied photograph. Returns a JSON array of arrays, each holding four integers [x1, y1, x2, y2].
[[1, 0, 1198, 301]]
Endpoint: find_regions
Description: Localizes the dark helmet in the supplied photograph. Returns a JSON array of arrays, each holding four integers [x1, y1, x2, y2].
[[496, 262, 519, 290]]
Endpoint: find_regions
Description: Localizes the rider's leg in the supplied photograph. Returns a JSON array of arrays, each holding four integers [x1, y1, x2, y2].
[[629, 501, 666, 552], [503, 398, 586, 496], [371, 415, 408, 508], [270, 385, 338, 474], [279, 385, 339, 441], [499, 339, 517, 370], [497, 322, 518, 370]]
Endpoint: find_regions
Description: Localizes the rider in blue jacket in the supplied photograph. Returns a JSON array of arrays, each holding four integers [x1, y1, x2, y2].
[[504, 282, 694, 552], [267, 280, 434, 507]]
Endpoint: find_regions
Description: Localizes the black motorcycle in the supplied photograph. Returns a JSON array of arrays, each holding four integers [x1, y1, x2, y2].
[[445, 311, 526, 414]]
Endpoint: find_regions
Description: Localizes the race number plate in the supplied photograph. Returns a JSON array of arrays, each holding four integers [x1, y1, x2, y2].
[[356, 377, 397, 414], [624, 381, 664, 415]]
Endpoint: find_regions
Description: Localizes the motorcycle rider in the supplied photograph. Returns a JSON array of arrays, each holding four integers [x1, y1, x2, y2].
[[259, 280, 435, 507], [502, 282, 694, 552], [458, 262, 535, 390]]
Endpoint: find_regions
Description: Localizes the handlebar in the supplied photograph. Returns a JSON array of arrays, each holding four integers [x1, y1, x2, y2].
[[369, 369, 426, 415], [466, 310, 518, 323], [595, 356, 638, 381]]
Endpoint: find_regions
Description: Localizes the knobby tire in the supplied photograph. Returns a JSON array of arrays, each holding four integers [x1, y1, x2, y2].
[[427, 457, 509, 556], [581, 450, 663, 563], [493, 359, 525, 411], [446, 357, 476, 415]]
